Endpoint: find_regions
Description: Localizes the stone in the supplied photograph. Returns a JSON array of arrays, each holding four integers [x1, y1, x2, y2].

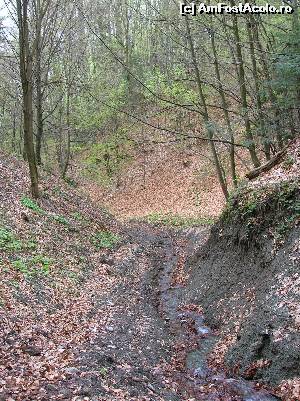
[[23, 345, 42, 356], [65, 367, 80, 376], [194, 366, 211, 378], [106, 326, 114, 332], [196, 325, 211, 336]]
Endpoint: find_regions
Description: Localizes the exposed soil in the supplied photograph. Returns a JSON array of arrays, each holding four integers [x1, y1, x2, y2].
[[34, 223, 281, 401]]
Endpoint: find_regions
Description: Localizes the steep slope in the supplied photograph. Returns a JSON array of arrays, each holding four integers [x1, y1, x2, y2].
[[1, 153, 192, 401], [179, 140, 300, 400], [80, 141, 229, 220]]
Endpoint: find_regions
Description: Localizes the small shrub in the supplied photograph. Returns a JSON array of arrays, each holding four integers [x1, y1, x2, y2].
[[21, 197, 44, 214], [0, 228, 21, 250], [99, 367, 108, 377], [91, 231, 121, 249]]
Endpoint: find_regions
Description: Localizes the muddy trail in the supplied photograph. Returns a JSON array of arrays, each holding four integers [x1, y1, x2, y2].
[[52, 223, 280, 401]]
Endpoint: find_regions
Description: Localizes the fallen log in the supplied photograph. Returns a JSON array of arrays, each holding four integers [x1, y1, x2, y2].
[[246, 145, 289, 181]]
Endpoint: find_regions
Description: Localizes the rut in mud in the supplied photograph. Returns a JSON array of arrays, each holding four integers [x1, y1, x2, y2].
[[51, 223, 280, 401]]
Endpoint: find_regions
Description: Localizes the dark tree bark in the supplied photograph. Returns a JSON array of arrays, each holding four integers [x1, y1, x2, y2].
[[210, 26, 237, 187], [230, 1, 261, 167], [17, 0, 39, 199], [185, 13, 229, 200], [35, 0, 43, 165], [246, 16, 270, 161]]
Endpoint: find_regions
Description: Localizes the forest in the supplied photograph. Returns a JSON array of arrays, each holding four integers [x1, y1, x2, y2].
[[0, 1, 300, 401]]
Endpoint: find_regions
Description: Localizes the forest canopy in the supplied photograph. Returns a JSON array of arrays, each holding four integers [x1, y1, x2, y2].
[[0, 0, 299, 198]]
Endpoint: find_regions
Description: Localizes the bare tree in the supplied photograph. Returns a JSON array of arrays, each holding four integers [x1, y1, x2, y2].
[[17, 0, 39, 198]]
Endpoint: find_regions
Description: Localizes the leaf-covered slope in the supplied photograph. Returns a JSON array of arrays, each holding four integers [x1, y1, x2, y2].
[[0, 153, 125, 400]]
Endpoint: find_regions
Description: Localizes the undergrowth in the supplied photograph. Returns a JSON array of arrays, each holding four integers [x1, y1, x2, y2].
[[0, 227, 36, 252], [21, 197, 45, 214], [138, 212, 214, 228], [221, 180, 300, 245], [91, 230, 121, 249], [12, 255, 52, 278]]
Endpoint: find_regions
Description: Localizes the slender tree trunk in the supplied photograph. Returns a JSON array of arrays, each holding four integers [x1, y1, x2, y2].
[[210, 28, 237, 187], [230, 1, 260, 167], [35, 0, 43, 165], [17, 0, 39, 199], [252, 19, 283, 149], [246, 17, 270, 160], [12, 111, 17, 152], [185, 13, 229, 199], [62, 87, 71, 179]]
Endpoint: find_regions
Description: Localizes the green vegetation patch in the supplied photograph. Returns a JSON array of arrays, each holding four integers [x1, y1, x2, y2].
[[82, 129, 134, 185], [0, 227, 36, 252], [21, 196, 45, 214], [140, 212, 214, 228], [91, 230, 121, 249], [52, 214, 69, 226], [12, 255, 53, 278]]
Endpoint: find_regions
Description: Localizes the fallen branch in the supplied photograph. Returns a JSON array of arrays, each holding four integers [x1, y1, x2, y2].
[[246, 144, 290, 180]]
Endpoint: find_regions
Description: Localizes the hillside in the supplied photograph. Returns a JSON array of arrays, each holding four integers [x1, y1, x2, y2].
[[180, 139, 300, 400], [81, 141, 226, 220]]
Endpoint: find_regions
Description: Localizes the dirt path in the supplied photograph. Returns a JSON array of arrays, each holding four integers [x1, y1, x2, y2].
[[50, 223, 280, 401]]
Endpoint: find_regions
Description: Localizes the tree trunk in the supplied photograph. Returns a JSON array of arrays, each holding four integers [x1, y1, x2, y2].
[[185, 12, 229, 199], [246, 17, 270, 160], [210, 27, 237, 187], [17, 0, 39, 199], [230, 1, 260, 167], [35, 0, 43, 165], [252, 19, 283, 149], [62, 87, 71, 179]]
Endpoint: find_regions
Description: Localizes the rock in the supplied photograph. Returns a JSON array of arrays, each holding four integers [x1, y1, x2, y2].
[[23, 345, 42, 356], [106, 326, 114, 332], [211, 373, 226, 381], [194, 366, 211, 378], [196, 325, 211, 336], [64, 367, 80, 376]]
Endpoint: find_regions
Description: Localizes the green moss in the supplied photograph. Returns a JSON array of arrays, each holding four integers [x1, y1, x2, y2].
[[221, 180, 300, 243]]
